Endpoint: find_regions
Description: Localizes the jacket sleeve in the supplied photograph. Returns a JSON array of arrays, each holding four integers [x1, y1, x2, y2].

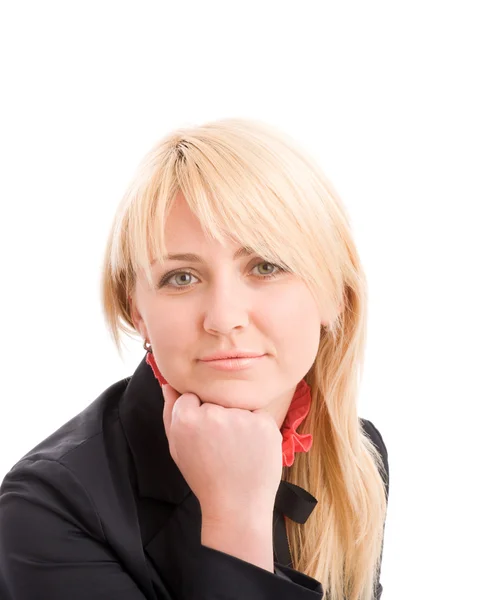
[[0, 458, 151, 600], [188, 544, 323, 599], [0, 458, 322, 600]]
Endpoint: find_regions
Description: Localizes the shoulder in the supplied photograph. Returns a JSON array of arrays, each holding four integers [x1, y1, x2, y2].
[[0, 455, 105, 536], [360, 418, 388, 463], [359, 418, 389, 497]]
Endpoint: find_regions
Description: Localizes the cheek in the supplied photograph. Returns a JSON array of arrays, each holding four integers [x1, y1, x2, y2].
[[147, 313, 194, 391], [266, 287, 320, 334], [147, 308, 194, 357], [266, 290, 321, 360]]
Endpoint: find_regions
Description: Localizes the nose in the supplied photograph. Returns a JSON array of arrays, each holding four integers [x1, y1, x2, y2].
[[202, 277, 250, 335]]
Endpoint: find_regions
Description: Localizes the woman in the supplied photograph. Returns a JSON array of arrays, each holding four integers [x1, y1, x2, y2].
[[0, 118, 389, 600]]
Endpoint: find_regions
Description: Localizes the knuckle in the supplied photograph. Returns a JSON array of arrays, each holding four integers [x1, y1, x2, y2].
[[174, 402, 195, 427], [204, 404, 223, 424]]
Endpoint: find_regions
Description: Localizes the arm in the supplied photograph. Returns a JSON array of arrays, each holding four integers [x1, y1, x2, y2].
[[0, 459, 153, 600], [194, 510, 324, 599], [201, 509, 274, 572], [0, 458, 323, 600]]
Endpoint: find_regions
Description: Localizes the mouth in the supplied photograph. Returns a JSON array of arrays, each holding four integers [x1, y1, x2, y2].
[[198, 355, 266, 371], [199, 351, 265, 361]]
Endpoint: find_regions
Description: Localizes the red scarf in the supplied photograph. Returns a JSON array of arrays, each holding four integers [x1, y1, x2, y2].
[[146, 352, 313, 468]]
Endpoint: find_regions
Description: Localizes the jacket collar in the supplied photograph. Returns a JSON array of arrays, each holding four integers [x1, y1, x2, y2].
[[119, 353, 317, 524]]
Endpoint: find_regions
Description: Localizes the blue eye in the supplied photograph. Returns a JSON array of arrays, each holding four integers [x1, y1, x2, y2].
[[157, 261, 286, 291]]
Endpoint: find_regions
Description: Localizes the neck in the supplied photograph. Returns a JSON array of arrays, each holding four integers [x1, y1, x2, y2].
[[262, 385, 298, 430]]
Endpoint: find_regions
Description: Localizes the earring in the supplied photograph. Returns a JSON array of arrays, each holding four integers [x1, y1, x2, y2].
[[143, 339, 153, 353]]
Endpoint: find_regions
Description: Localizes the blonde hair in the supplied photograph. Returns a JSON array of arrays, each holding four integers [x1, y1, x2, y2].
[[101, 117, 388, 600]]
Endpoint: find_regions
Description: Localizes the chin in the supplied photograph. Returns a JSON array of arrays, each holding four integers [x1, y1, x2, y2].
[[194, 379, 265, 410]]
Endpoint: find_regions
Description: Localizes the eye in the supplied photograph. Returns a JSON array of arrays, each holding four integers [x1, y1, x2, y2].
[[157, 261, 287, 291], [253, 262, 277, 276], [157, 269, 198, 289]]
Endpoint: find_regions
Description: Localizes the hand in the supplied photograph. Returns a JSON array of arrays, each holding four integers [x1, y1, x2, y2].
[[161, 383, 283, 521]]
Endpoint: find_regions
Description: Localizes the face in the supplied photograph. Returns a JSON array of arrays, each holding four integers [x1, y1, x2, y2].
[[131, 192, 326, 429]]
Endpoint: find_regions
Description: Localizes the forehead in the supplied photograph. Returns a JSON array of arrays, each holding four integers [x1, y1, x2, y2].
[[149, 192, 246, 264], [163, 192, 239, 251], [165, 192, 203, 233]]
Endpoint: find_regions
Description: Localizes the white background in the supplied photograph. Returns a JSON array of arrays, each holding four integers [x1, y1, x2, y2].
[[1, 2, 478, 598]]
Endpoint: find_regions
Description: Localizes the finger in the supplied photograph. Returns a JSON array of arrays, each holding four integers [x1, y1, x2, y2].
[[162, 384, 180, 439], [174, 393, 202, 420], [252, 407, 281, 428]]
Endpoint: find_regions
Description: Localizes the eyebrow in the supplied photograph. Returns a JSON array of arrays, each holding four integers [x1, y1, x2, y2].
[[157, 247, 255, 264]]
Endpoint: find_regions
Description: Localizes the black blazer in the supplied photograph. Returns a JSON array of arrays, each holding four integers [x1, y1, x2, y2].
[[0, 354, 389, 600]]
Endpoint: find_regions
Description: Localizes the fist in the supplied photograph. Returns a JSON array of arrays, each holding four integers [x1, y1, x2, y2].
[[161, 383, 283, 520]]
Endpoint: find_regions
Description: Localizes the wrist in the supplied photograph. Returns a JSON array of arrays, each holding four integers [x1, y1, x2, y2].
[[200, 498, 274, 526], [201, 508, 273, 533], [201, 514, 274, 573]]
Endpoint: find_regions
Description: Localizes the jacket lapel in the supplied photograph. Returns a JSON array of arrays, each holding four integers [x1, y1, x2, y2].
[[119, 356, 190, 505]]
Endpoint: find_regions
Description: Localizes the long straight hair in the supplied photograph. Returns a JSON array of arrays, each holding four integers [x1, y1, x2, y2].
[[100, 118, 388, 600]]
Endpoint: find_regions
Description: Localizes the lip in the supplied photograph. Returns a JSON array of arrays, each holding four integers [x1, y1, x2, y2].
[[199, 355, 266, 371], [199, 351, 265, 361]]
